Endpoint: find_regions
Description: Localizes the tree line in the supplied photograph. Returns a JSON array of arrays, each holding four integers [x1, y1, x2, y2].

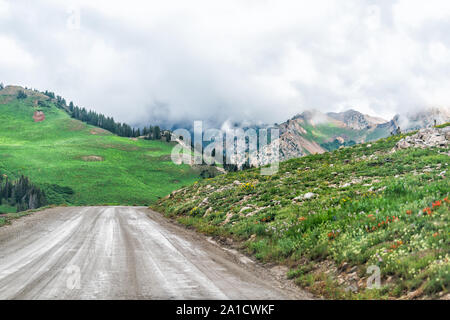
[[41, 90, 169, 140], [0, 174, 47, 212]]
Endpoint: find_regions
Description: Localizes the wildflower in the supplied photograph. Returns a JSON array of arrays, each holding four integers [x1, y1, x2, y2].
[[433, 232, 439, 237], [406, 210, 412, 215], [298, 217, 307, 222], [432, 200, 442, 209], [444, 197, 449, 204]]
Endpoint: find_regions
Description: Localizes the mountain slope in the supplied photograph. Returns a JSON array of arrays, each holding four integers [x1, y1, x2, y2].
[[264, 108, 450, 164], [0, 86, 199, 206], [267, 110, 391, 164], [327, 109, 387, 130], [154, 126, 450, 299]]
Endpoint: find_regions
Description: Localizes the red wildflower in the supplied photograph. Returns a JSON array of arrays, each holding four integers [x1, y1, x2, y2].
[[432, 200, 442, 209]]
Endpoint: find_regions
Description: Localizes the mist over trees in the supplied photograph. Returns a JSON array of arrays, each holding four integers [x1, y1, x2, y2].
[[41, 89, 168, 140]]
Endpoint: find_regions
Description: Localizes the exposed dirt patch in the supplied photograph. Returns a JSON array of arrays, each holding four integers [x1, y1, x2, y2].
[[33, 111, 45, 122], [81, 155, 104, 162], [90, 128, 110, 135]]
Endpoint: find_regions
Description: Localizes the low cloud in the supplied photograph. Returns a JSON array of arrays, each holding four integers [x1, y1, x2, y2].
[[1, 0, 450, 128]]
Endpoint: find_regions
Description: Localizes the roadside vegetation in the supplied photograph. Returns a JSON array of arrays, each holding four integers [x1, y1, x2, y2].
[[154, 128, 450, 299], [0, 174, 46, 212], [0, 205, 54, 227]]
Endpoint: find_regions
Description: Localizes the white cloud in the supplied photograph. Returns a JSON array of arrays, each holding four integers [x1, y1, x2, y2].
[[1, 0, 450, 127], [0, 0, 9, 17], [0, 35, 35, 68]]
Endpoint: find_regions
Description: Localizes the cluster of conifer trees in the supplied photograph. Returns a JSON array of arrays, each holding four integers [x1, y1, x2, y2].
[[0, 175, 47, 212], [42, 90, 167, 140]]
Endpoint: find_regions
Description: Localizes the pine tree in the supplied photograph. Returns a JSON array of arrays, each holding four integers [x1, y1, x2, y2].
[[17, 90, 27, 99], [153, 126, 161, 140]]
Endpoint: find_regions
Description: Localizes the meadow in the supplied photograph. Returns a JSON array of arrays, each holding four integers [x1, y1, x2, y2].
[[154, 128, 450, 299], [0, 95, 199, 207]]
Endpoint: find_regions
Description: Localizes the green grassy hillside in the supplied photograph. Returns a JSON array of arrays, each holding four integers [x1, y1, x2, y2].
[[300, 122, 391, 152], [154, 130, 449, 299], [0, 92, 199, 206]]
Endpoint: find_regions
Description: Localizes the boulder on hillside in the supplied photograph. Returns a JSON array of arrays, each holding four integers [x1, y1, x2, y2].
[[394, 127, 450, 150]]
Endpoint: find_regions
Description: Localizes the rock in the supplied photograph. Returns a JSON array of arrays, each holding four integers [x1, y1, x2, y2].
[[395, 127, 450, 151], [407, 287, 424, 299], [239, 206, 252, 213], [303, 192, 317, 200], [222, 212, 234, 225], [204, 207, 213, 216], [349, 266, 358, 273], [396, 139, 411, 149], [233, 180, 241, 186], [345, 284, 358, 293]]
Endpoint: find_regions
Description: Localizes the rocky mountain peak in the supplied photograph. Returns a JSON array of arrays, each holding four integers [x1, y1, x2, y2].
[[327, 109, 386, 130]]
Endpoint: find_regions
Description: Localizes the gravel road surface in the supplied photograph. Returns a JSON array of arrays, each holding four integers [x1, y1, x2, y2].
[[0, 206, 311, 300]]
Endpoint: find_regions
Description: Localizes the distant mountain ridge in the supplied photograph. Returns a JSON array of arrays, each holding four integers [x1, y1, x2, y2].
[[327, 109, 387, 130], [258, 107, 450, 165]]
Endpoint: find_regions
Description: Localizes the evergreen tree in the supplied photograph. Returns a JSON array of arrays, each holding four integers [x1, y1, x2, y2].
[[17, 90, 27, 99], [153, 126, 161, 140]]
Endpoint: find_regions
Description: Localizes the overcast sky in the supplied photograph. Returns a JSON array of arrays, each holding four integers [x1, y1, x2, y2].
[[1, 0, 450, 128]]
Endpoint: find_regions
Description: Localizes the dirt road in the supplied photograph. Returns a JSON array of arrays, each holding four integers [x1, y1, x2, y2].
[[0, 206, 310, 300]]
